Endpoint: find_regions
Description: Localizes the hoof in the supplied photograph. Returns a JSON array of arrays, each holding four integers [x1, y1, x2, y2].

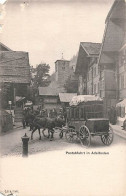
[[39, 137, 41, 140], [31, 137, 33, 140]]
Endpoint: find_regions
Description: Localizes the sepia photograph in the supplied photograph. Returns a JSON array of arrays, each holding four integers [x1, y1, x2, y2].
[[0, 0, 126, 195]]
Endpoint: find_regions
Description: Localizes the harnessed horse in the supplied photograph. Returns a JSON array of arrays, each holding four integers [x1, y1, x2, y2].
[[31, 116, 66, 140]]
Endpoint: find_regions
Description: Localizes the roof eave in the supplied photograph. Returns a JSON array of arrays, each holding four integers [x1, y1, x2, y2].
[[0, 42, 12, 51], [105, 0, 120, 23]]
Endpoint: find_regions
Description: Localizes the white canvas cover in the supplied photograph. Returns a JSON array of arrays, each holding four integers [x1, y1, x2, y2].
[[69, 95, 102, 106], [116, 99, 126, 107], [24, 101, 33, 106]]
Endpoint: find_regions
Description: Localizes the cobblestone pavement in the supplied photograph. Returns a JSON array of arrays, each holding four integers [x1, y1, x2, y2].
[[0, 126, 81, 156], [0, 125, 126, 157]]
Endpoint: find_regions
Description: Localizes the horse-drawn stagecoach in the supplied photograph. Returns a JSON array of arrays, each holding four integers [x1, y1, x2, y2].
[[65, 95, 114, 147], [23, 95, 114, 146]]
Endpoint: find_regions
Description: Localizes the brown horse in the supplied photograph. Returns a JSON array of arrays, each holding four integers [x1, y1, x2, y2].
[[31, 116, 66, 140]]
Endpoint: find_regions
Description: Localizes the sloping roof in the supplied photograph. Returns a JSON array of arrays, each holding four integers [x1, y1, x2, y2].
[[105, 0, 124, 23], [99, 53, 115, 64], [55, 59, 70, 63], [70, 95, 102, 106], [16, 96, 25, 102], [98, 0, 125, 66], [116, 99, 126, 107], [0, 42, 12, 51], [39, 85, 59, 96], [0, 51, 30, 83], [75, 42, 101, 74], [59, 93, 77, 103], [80, 42, 101, 55]]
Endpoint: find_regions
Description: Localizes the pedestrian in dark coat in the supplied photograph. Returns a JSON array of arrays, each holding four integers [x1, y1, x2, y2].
[[122, 119, 126, 131], [111, 106, 117, 125]]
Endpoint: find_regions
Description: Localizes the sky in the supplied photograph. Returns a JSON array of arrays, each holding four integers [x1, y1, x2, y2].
[[0, 0, 114, 73]]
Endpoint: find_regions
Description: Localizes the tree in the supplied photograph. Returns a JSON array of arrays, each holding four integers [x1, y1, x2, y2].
[[30, 63, 51, 104], [32, 63, 50, 88], [64, 76, 78, 93]]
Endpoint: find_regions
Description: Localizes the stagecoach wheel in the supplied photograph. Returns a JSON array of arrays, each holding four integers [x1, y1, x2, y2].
[[65, 128, 76, 143], [101, 126, 114, 146], [79, 125, 91, 147], [59, 130, 63, 138]]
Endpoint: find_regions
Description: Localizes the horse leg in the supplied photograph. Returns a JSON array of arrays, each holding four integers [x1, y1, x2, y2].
[[38, 128, 41, 140], [50, 129, 54, 141], [31, 127, 37, 140], [26, 121, 29, 127], [47, 129, 50, 139], [42, 128, 46, 137], [29, 124, 32, 131], [29, 123, 34, 131], [59, 129, 63, 139], [22, 120, 26, 129]]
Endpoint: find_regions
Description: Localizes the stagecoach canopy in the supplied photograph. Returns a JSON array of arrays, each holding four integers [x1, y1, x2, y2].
[[116, 99, 126, 107], [69, 95, 102, 106]]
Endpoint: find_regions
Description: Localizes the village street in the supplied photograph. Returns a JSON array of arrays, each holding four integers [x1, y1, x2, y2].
[[0, 126, 126, 196], [0, 125, 126, 157]]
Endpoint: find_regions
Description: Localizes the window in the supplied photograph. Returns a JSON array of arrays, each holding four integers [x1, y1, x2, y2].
[[125, 73, 126, 88], [90, 69, 92, 79], [119, 49, 126, 67], [100, 70, 104, 79], [94, 83, 97, 94], [93, 66, 96, 77], [95, 57, 98, 64], [98, 82, 100, 94], [120, 74, 125, 89], [116, 106, 125, 118], [98, 65, 100, 74], [87, 72, 89, 81], [100, 80, 104, 90], [62, 66, 65, 70]]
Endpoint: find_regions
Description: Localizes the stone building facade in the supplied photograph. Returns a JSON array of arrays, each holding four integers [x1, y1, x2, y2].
[[55, 59, 70, 92]]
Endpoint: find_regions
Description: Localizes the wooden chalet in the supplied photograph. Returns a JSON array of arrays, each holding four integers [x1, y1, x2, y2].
[[38, 83, 60, 112], [75, 42, 101, 95], [0, 42, 30, 106]]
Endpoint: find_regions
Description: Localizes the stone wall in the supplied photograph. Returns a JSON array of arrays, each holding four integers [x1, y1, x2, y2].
[[0, 110, 13, 133]]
